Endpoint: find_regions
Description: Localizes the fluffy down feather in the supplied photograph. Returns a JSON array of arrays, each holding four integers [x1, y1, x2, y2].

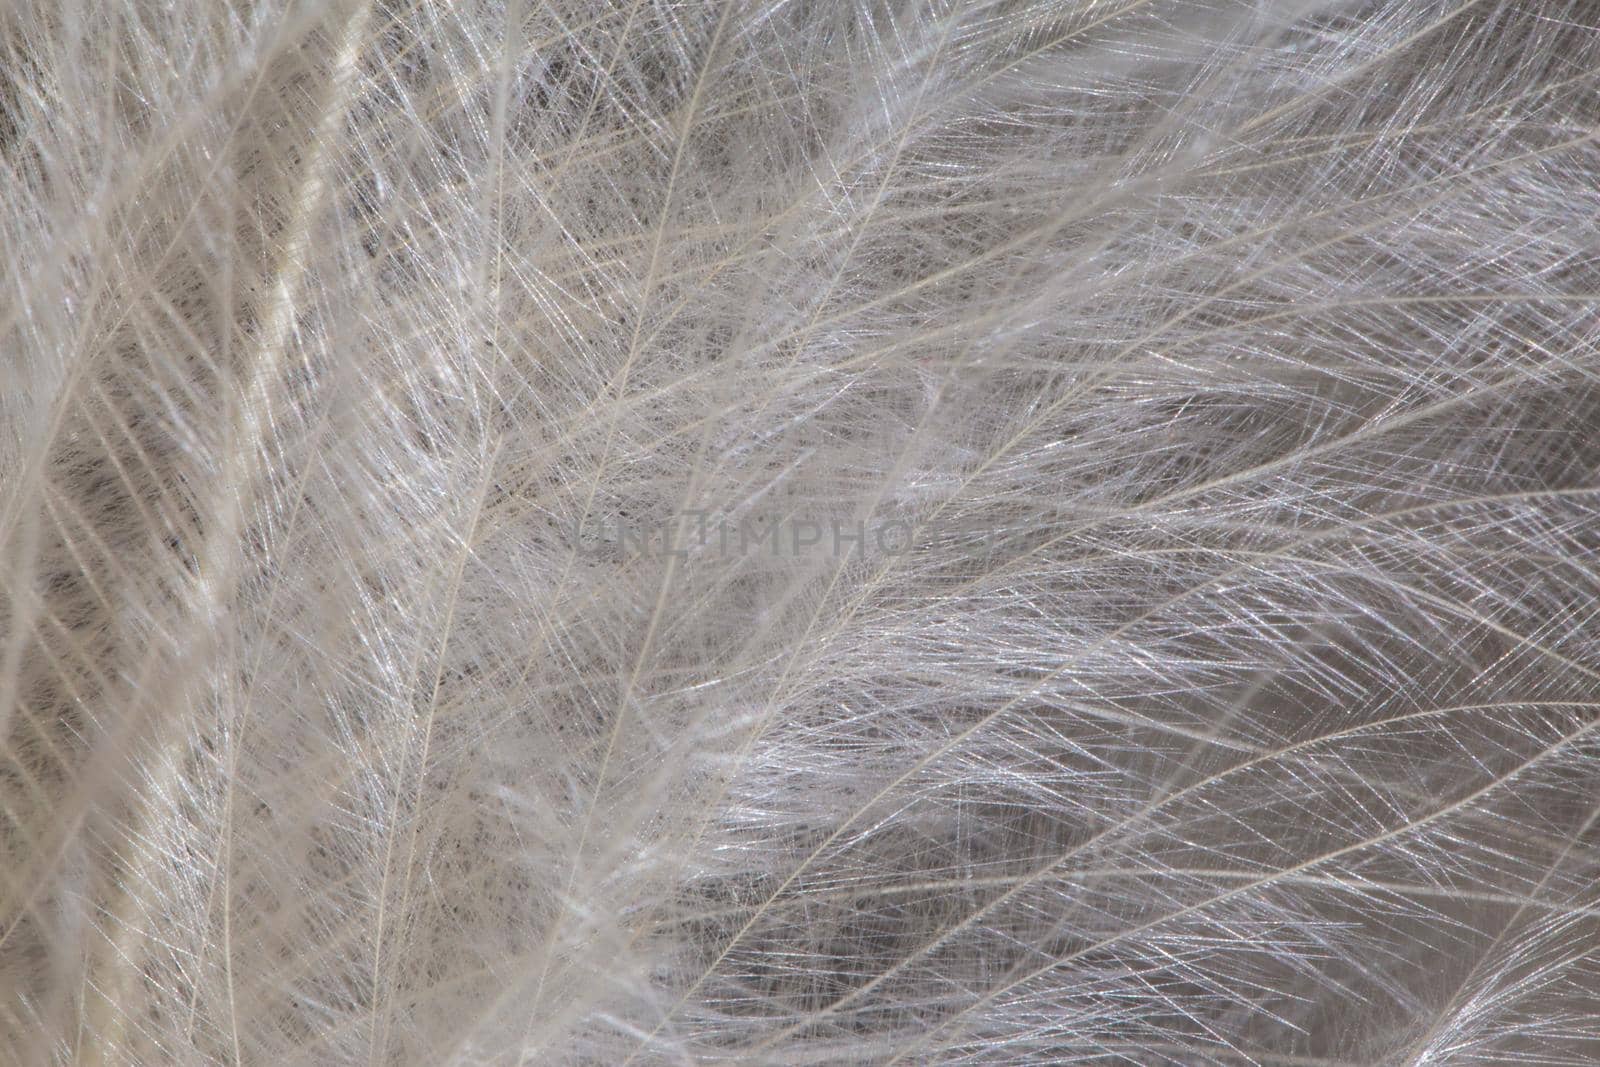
[[4, 0, 1600, 1063]]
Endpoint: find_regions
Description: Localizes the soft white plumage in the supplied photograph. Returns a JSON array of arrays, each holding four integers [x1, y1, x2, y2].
[[4, 0, 1600, 1063]]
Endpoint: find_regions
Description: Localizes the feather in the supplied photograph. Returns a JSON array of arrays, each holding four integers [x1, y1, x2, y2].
[[4, 0, 1600, 1062]]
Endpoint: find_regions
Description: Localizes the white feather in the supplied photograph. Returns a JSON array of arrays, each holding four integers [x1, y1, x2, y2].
[[4, 0, 1600, 1063]]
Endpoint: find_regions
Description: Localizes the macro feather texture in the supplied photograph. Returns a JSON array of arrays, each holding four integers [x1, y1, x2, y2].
[[4, 0, 1600, 1062]]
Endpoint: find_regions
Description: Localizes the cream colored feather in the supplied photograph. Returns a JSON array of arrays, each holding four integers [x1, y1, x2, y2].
[[4, 1, 1600, 1063]]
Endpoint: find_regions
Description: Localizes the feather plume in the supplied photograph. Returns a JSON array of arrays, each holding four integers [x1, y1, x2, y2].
[[4, 0, 1600, 1063]]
